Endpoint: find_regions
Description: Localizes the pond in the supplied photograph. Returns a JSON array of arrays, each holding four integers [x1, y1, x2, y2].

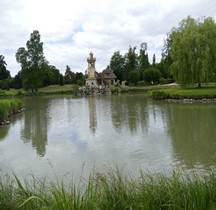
[[0, 94, 215, 180]]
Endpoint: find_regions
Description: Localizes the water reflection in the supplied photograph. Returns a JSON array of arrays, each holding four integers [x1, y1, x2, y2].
[[0, 126, 10, 141], [165, 102, 216, 168], [21, 97, 49, 157], [88, 97, 97, 134], [0, 113, 23, 141], [1, 95, 216, 179], [110, 94, 149, 134]]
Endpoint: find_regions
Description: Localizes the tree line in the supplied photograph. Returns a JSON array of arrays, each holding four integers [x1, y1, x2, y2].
[[0, 30, 86, 92], [109, 43, 170, 86], [110, 16, 216, 87], [1, 16, 216, 92]]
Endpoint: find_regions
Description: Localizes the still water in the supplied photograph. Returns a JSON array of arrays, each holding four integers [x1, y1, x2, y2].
[[0, 94, 216, 180]]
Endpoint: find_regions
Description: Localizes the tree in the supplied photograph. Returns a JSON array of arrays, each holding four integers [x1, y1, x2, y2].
[[0, 55, 10, 80], [143, 67, 161, 84], [129, 70, 140, 86], [43, 63, 61, 86], [11, 72, 22, 89], [168, 16, 216, 87], [64, 65, 75, 84], [16, 30, 45, 92], [74, 72, 85, 85], [152, 54, 156, 66], [138, 43, 149, 80], [110, 51, 125, 83], [124, 46, 138, 82], [59, 74, 64, 86]]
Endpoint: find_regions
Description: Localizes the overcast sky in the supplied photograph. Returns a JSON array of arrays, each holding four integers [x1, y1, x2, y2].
[[0, 0, 216, 76]]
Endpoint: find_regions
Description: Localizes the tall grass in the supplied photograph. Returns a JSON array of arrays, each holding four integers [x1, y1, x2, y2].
[[0, 99, 23, 122], [0, 167, 215, 210]]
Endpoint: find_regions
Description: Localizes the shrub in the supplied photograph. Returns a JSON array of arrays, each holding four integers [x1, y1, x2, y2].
[[151, 90, 170, 100], [143, 67, 161, 84], [129, 70, 140, 86], [159, 78, 175, 85], [16, 90, 23, 97]]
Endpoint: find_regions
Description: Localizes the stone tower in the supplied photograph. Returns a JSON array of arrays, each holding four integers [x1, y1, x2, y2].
[[86, 52, 98, 86]]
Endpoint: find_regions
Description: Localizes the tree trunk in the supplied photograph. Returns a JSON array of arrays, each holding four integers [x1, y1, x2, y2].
[[197, 82, 201, 88]]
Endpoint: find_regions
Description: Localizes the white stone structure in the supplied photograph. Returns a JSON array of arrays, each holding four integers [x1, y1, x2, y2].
[[86, 52, 98, 86]]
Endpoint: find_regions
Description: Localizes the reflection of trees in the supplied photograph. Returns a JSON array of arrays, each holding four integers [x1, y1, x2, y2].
[[88, 97, 97, 134], [110, 94, 149, 134], [165, 103, 216, 168], [21, 97, 49, 157], [0, 112, 23, 141], [0, 126, 10, 141]]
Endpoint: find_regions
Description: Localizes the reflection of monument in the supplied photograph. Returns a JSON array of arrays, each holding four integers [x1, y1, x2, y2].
[[86, 52, 98, 86], [88, 96, 97, 134]]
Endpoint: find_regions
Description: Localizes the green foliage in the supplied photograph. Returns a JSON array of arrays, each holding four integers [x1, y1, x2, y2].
[[150, 90, 170, 100], [143, 67, 161, 84], [64, 65, 75, 84], [0, 168, 216, 210], [124, 46, 138, 81], [138, 43, 150, 80], [129, 70, 140, 86], [16, 90, 23, 97], [43, 64, 61, 86], [169, 16, 216, 87], [162, 86, 216, 99], [0, 79, 11, 90], [0, 91, 6, 97], [59, 74, 64, 86], [110, 51, 125, 82], [16, 30, 46, 93], [159, 78, 175, 84], [0, 55, 11, 80], [0, 99, 23, 121], [10, 72, 22, 89], [152, 53, 156, 66]]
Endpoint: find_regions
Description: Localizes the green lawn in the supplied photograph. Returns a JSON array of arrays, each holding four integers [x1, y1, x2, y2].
[[1, 83, 216, 99], [164, 86, 216, 96], [1, 84, 77, 96], [148, 84, 216, 99]]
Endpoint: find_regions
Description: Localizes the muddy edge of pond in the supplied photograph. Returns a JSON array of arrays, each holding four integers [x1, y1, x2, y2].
[[0, 108, 25, 126]]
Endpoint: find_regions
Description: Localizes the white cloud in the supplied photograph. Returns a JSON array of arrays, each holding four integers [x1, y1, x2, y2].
[[0, 0, 216, 76]]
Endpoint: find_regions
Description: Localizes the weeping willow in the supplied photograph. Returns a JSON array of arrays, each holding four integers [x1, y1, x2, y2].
[[169, 16, 216, 87]]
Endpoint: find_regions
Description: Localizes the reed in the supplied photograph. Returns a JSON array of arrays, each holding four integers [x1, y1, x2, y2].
[[0, 167, 215, 210], [0, 99, 23, 122]]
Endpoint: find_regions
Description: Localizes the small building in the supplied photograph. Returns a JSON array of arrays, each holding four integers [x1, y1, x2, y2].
[[98, 67, 117, 86]]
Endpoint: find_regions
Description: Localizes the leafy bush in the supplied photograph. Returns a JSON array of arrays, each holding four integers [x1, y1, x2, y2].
[[151, 90, 170, 100], [143, 67, 161, 84], [129, 70, 140, 86], [160, 78, 175, 84], [137, 81, 147, 86], [16, 90, 24, 97]]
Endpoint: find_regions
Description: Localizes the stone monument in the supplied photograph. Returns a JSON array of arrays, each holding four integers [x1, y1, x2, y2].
[[76, 52, 111, 96], [86, 52, 98, 86]]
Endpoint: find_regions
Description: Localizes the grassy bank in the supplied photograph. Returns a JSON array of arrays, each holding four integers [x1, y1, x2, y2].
[[1, 83, 216, 99], [0, 168, 215, 209], [0, 99, 23, 123], [1, 84, 77, 97], [149, 85, 216, 100]]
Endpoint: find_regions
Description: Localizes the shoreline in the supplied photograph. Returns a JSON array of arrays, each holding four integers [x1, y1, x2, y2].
[[0, 99, 24, 126]]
